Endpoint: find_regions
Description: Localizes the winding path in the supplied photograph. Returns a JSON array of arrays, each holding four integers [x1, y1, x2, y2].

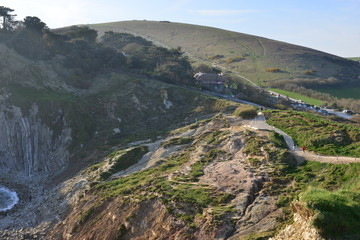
[[246, 113, 359, 164]]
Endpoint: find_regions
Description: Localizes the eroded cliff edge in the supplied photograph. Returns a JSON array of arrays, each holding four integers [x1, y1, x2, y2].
[[48, 115, 307, 240]]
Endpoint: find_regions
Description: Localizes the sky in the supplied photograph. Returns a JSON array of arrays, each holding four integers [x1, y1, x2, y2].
[[2, 0, 360, 57]]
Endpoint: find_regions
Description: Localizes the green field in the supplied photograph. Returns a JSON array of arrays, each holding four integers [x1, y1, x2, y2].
[[268, 88, 323, 106], [348, 57, 360, 62], [315, 87, 360, 100]]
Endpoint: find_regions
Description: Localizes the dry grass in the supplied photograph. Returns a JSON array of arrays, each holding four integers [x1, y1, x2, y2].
[[90, 21, 360, 91]]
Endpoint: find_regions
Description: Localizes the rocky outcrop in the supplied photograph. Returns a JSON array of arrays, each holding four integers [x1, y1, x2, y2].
[[48, 115, 291, 240], [270, 201, 323, 240], [0, 100, 71, 178]]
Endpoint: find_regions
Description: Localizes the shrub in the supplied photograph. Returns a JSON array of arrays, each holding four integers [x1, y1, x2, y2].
[[100, 146, 149, 180], [226, 56, 245, 63], [266, 68, 281, 73], [161, 137, 193, 148], [233, 106, 257, 119], [304, 70, 317, 75], [208, 54, 224, 60], [269, 131, 288, 149]]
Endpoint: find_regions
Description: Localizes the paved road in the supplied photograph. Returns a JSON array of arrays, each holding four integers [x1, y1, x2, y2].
[[246, 113, 359, 165]]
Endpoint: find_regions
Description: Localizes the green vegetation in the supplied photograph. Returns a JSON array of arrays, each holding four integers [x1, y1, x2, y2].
[[207, 54, 224, 60], [304, 70, 317, 75], [301, 184, 360, 239], [93, 147, 234, 226], [265, 110, 360, 157], [315, 87, 360, 100], [348, 57, 360, 62], [72, 202, 104, 233], [90, 21, 360, 114], [242, 231, 275, 240], [100, 146, 148, 180], [266, 68, 281, 73], [228, 121, 360, 239], [1, 16, 194, 88], [269, 131, 288, 149], [274, 161, 360, 239], [91, 21, 360, 92], [161, 137, 193, 148], [85, 118, 236, 229], [243, 134, 268, 156], [233, 106, 258, 119], [203, 129, 230, 145], [225, 56, 245, 63], [189, 148, 227, 180], [268, 88, 323, 106]]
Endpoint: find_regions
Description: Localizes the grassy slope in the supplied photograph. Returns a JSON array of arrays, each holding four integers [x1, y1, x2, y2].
[[265, 110, 360, 157], [7, 72, 239, 147], [348, 57, 360, 62], [280, 161, 360, 239], [66, 114, 359, 239], [314, 87, 360, 100], [89, 21, 360, 90], [268, 88, 324, 106]]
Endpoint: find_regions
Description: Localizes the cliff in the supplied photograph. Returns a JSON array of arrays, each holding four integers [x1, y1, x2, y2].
[[0, 101, 71, 178], [48, 114, 298, 240]]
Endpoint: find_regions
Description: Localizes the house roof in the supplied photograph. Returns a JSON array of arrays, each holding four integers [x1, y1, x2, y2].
[[194, 72, 226, 84]]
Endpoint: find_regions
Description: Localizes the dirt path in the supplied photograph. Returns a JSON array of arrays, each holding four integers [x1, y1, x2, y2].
[[246, 113, 359, 164]]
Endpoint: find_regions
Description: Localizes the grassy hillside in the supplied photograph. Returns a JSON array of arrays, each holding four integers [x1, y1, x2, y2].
[[268, 88, 324, 106], [348, 57, 360, 62], [265, 110, 360, 157], [0, 27, 240, 179], [90, 21, 360, 90], [49, 114, 360, 240], [315, 87, 360, 100]]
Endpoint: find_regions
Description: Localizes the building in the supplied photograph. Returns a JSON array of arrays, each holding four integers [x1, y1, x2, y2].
[[194, 72, 226, 85]]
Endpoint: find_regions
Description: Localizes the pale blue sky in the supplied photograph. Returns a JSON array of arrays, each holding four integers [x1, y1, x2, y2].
[[2, 0, 360, 57]]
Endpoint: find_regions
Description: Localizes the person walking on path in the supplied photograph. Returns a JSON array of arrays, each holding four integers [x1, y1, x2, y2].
[[301, 146, 306, 152]]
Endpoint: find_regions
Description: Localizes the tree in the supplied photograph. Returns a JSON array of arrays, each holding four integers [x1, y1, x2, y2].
[[64, 26, 97, 43], [23, 16, 48, 33], [0, 6, 15, 30]]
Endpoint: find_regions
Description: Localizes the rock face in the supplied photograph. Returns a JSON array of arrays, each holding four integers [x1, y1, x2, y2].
[[270, 201, 323, 240], [48, 115, 293, 240], [0, 100, 71, 178]]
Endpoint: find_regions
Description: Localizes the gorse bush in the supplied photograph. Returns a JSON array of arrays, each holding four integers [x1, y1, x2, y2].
[[233, 106, 257, 119], [266, 68, 281, 73]]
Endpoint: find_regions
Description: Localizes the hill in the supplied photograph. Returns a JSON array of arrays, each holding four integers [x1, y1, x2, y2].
[[90, 21, 360, 91], [0, 17, 359, 240], [0, 25, 240, 234], [48, 113, 360, 240], [348, 57, 360, 62]]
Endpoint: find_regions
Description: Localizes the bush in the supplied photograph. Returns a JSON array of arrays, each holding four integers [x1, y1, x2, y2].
[[161, 137, 193, 148], [233, 106, 257, 119], [100, 146, 149, 180], [226, 56, 245, 63], [269, 131, 288, 149], [266, 68, 281, 73]]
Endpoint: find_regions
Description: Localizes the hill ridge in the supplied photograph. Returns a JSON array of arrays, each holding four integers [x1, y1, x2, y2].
[[90, 20, 360, 91]]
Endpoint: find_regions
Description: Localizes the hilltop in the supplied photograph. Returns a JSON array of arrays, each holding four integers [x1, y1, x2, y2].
[[89, 21, 360, 113], [90, 21, 360, 91]]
